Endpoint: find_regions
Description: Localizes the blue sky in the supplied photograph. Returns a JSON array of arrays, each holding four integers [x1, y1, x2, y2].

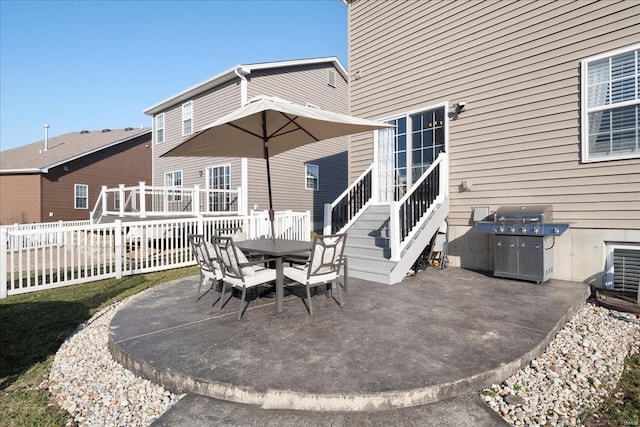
[[0, 0, 347, 151]]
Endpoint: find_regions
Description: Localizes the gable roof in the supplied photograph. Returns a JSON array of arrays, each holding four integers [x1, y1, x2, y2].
[[0, 127, 151, 174], [143, 57, 348, 116]]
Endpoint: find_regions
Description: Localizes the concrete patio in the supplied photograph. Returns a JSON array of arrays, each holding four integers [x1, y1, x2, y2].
[[108, 267, 590, 425]]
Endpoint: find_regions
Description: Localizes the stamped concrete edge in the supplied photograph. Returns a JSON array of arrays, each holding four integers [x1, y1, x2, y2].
[[108, 282, 592, 412]]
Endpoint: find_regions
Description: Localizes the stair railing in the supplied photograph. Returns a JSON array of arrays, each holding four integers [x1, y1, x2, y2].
[[323, 164, 373, 235], [90, 186, 106, 224], [389, 152, 448, 261]]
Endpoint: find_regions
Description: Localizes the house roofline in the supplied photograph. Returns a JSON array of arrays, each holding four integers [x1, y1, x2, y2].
[[142, 57, 347, 116], [42, 129, 151, 170], [0, 129, 151, 174]]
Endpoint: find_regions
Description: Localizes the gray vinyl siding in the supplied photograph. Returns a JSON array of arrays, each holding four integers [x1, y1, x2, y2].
[[246, 64, 349, 226], [348, 0, 640, 230], [149, 61, 349, 226], [152, 80, 242, 188]]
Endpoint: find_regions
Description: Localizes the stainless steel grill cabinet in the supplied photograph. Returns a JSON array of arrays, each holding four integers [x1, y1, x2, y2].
[[475, 205, 570, 283]]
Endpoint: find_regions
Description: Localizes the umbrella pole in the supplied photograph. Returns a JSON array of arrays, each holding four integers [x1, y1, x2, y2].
[[264, 143, 276, 244]]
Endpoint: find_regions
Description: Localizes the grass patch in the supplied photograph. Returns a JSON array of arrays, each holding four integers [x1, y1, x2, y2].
[[584, 350, 640, 426], [0, 266, 198, 426]]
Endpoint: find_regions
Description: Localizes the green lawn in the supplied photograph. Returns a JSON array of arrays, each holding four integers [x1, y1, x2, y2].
[[0, 266, 198, 427]]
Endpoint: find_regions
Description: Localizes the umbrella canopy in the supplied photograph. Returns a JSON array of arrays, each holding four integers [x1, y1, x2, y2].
[[161, 95, 392, 239]]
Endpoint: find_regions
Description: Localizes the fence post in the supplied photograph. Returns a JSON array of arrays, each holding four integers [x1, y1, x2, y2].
[[57, 220, 64, 246], [118, 184, 125, 217], [1, 227, 7, 298], [193, 185, 200, 216], [305, 211, 311, 241], [196, 215, 204, 236], [115, 220, 123, 279], [389, 201, 401, 262], [323, 203, 332, 236], [138, 182, 147, 218]]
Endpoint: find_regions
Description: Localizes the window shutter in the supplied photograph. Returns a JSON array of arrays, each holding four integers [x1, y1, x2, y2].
[[612, 248, 640, 293]]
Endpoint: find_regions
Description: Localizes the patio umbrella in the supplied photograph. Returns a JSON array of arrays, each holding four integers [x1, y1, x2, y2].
[[161, 95, 392, 241]]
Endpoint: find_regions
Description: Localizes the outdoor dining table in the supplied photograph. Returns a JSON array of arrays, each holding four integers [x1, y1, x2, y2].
[[234, 238, 313, 313]]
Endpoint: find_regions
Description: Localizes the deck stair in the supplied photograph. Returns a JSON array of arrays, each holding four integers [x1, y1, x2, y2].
[[328, 153, 450, 285], [344, 202, 448, 284]]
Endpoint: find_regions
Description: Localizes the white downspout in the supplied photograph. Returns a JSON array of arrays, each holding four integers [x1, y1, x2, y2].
[[235, 67, 250, 215]]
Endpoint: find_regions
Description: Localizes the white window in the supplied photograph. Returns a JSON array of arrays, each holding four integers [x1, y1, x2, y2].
[[155, 113, 164, 143], [207, 165, 231, 211], [182, 101, 193, 136], [74, 184, 88, 209], [305, 164, 319, 190], [164, 170, 182, 201], [582, 44, 640, 162]]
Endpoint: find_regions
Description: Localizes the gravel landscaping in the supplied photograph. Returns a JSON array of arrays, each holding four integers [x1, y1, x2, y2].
[[46, 294, 639, 426]]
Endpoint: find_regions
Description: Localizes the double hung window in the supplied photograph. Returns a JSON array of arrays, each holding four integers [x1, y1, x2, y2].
[[182, 101, 193, 136], [74, 184, 88, 209], [155, 113, 164, 143], [305, 164, 319, 190], [582, 44, 640, 162]]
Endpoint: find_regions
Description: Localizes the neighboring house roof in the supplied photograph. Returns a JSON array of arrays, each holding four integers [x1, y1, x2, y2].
[[143, 57, 348, 115], [0, 127, 151, 174]]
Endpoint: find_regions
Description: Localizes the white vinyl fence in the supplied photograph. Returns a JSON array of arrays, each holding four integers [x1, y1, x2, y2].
[[1, 211, 310, 298]]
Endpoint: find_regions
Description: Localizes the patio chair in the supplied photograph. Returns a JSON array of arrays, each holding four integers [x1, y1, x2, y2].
[[216, 226, 263, 262], [188, 234, 224, 307], [211, 236, 277, 320], [283, 233, 347, 315]]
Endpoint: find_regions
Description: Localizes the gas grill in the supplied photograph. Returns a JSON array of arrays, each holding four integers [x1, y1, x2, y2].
[[475, 205, 570, 283]]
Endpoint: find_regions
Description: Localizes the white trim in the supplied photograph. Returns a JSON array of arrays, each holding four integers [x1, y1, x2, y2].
[[581, 43, 640, 163], [74, 183, 89, 209]]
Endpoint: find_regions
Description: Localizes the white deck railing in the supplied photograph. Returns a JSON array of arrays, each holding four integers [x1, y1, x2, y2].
[[92, 182, 245, 222], [1, 210, 310, 298]]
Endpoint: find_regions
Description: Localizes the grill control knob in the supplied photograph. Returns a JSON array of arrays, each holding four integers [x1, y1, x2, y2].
[[520, 226, 526, 233], [553, 227, 559, 234], [496, 226, 504, 233], [531, 227, 539, 234], [509, 226, 515, 233]]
